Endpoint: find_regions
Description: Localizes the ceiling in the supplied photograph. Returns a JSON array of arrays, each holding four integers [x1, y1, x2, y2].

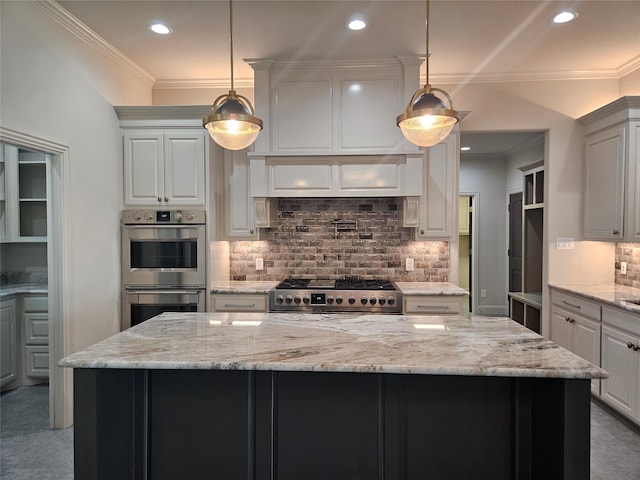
[[56, 0, 638, 154]]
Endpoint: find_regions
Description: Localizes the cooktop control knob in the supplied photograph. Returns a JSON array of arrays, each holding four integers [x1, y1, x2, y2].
[[285, 295, 293, 304], [184, 211, 195, 221], [378, 298, 386, 305], [294, 296, 301, 305], [335, 296, 343, 305], [276, 295, 284, 304], [303, 295, 310, 305], [360, 297, 368, 305], [174, 211, 183, 222], [327, 295, 334, 304], [146, 211, 155, 221], [369, 297, 377, 305], [132, 212, 142, 221], [387, 297, 395, 306], [348, 296, 356, 305]]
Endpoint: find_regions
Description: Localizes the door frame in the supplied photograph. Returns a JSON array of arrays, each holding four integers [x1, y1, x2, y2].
[[0, 127, 72, 428], [459, 192, 478, 314]]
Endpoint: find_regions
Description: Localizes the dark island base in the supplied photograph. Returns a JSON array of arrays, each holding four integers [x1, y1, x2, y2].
[[73, 369, 590, 480]]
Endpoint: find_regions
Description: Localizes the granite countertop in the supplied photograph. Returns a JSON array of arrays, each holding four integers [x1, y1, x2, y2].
[[0, 283, 48, 298], [396, 282, 468, 296], [59, 311, 606, 379], [210, 281, 279, 294], [549, 283, 640, 314]]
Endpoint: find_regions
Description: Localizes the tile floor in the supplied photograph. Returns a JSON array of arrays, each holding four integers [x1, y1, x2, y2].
[[1, 384, 640, 479]]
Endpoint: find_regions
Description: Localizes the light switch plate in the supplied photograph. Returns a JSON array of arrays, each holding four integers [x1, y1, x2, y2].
[[406, 258, 414, 271], [621, 261, 627, 275], [255, 257, 264, 271]]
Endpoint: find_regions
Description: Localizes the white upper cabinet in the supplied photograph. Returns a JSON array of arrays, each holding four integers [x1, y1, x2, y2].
[[123, 130, 205, 206], [404, 130, 460, 239], [116, 106, 210, 208], [579, 96, 640, 242], [249, 57, 422, 155]]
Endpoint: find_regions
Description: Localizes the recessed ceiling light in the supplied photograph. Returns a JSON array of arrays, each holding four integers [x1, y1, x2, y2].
[[461, 146, 471, 151], [149, 23, 173, 35], [347, 17, 367, 31], [553, 10, 578, 24]]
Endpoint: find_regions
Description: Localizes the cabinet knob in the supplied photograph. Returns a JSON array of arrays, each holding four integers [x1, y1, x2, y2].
[[250, 229, 254, 234], [613, 229, 620, 235], [420, 229, 425, 235], [157, 197, 162, 202], [634, 345, 640, 352], [628, 342, 635, 349], [164, 197, 169, 203]]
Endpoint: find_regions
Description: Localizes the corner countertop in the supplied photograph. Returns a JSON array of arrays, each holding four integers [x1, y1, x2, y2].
[[0, 283, 48, 299], [59, 311, 606, 380], [549, 283, 640, 314], [209, 281, 467, 296], [210, 281, 279, 294]]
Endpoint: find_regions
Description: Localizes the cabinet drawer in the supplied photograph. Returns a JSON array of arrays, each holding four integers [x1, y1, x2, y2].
[[211, 294, 268, 312], [25, 346, 49, 378], [403, 296, 463, 315], [602, 305, 640, 337], [23, 296, 48, 312], [24, 312, 48, 344], [550, 290, 600, 321]]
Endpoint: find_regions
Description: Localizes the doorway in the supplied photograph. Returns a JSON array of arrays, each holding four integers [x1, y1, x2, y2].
[[458, 194, 475, 313], [508, 191, 523, 293]]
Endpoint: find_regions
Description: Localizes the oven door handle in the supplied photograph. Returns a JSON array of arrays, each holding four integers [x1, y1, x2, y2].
[[126, 289, 203, 295]]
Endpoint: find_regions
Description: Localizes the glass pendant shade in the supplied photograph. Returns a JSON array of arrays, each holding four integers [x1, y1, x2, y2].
[[203, 91, 263, 151], [397, 88, 458, 147]]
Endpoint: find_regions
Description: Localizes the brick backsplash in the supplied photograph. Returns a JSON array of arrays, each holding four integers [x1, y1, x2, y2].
[[615, 243, 640, 288], [230, 198, 449, 282]]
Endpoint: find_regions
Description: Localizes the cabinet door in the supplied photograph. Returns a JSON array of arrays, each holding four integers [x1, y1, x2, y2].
[[164, 132, 205, 205], [0, 299, 18, 389], [601, 325, 637, 419], [123, 132, 164, 205], [573, 315, 601, 394], [220, 149, 257, 239], [550, 307, 572, 352], [416, 132, 459, 239], [626, 122, 640, 242], [584, 126, 626, 240]]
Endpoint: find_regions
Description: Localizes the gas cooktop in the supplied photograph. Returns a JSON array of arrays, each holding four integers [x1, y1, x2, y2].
[[270, 278, 402, 313]]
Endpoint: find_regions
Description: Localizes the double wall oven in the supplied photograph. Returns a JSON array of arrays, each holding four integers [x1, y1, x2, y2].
[[121, 209, 206, 330]]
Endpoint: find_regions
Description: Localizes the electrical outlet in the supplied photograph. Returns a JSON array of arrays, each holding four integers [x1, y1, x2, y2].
[[255, 257, 264, 271], [481, 289, 487, 298], [621, 261, 627, 275], [406, 258, 414, 271]]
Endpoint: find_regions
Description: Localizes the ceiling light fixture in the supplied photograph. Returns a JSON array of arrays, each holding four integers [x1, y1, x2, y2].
[[347, 17, 367, 31], [203, 0, 262, 150], [553, 10, 578, 24], [396, 0, 459, 147], [149, 23, 172, 35]]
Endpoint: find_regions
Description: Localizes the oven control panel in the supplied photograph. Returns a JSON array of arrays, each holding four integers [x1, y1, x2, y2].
[[122, 209, 206, 225], [269, 289, 402, 314]]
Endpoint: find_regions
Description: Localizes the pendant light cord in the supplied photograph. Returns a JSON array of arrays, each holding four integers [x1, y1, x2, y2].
[[425, 0, 430, 88], [229, 0, 235, 91]]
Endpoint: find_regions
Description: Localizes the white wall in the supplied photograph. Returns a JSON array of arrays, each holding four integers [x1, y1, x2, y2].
[[1, 1, 152, 426]]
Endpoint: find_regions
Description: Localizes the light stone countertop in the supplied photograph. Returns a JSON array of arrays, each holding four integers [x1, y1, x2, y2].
[[0, 283, 48, 299], [395, 282, 467, 296], [210, 281, 279, 294], [59, 311, 606, 379], [549, 283, 640, 314]]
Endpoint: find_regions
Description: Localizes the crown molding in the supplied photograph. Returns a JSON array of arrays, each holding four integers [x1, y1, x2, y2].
[[32, 1, 155, 87], [153, 78, 254, 90]]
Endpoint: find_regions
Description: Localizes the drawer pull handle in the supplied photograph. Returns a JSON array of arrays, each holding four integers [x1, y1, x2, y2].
[[224, 303, 256, 309], [417, 305, 450, 310], [561, 300, 581, 309]]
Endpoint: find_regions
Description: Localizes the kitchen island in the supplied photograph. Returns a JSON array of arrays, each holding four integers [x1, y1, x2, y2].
[[60, 312, 606, 480]]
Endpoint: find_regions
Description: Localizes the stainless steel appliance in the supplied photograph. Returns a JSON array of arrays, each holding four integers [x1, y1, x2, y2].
[[269, 278, 402, 314], [121, 209, 206, 329]]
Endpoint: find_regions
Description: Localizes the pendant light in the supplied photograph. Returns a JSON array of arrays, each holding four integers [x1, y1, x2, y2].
[[203, 0, 262, 150], [396, 0, 459, 147]]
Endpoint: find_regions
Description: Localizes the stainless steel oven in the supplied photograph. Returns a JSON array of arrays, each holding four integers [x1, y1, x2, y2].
[[122, 288, 205, 329], [121, 209, 206, 287], [121, 209, 207, 330]]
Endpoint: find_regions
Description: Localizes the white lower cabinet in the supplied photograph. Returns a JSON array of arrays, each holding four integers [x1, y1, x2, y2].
[[211, 294, 268, 313], [403, 296, 464, 315], [601, 306, 640, 423], [550, 289, 601, 394], [1, 297, 19, 390], [22, 295, 48, 382]]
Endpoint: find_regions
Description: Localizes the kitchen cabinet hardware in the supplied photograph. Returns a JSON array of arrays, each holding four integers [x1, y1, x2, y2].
[[224, 303, 256, 309], [613, 229, 620, 235], [417, 304, 450, 310], [562, 300, 582, 309], [634, 345, 640, 352], [420, 229, 425, 234], [628, 342, 635, 349]]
